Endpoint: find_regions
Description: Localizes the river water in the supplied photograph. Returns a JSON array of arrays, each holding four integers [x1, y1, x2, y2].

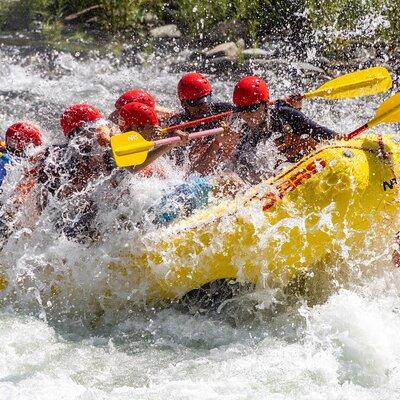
[[1, 42, 400, 399]]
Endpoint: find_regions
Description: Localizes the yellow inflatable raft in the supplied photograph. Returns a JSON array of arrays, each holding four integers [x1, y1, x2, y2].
[[106, 133, 400, 301], [1, 134, 400, 301]]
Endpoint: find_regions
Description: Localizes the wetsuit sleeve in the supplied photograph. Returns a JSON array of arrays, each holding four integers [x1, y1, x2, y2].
[[277, 103, 336, 141]]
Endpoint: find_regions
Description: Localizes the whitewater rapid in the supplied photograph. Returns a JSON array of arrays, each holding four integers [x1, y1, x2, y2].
[[1, 43, 400, 399]]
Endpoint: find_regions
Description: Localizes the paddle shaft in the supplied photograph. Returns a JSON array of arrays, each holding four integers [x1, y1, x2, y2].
[[344, 123, 369, 140], [154, 127, 224, 149], [164, 98, 301, 131], [164, 111, 233, 132], [164, 100, 293, 132], [345, 92, 400, 140]]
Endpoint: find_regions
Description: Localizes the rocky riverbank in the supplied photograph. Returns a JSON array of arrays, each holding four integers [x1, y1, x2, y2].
[[1, 24, 397, 92], [1, 0, 400, 82]]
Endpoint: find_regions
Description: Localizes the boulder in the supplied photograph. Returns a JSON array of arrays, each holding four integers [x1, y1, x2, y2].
[[205, 42, 239, 60], [292, 62, 325, 74], [172, 55, 247, 76], [242, 58, 284, 73], [241, 48, 270, 59], [150, 24, 182, 39]]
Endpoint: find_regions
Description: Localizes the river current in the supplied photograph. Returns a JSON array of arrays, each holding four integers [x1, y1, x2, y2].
[[1, 43, 400, 399]]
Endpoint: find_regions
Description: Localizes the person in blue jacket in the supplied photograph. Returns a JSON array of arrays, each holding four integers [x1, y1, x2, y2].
[[0, 141, 9, 187]]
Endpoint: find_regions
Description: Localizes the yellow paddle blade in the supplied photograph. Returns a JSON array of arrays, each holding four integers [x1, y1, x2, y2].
[[110, 131, 155, 168], [367, 92, 400, 128], [304, 66, 392, 100]]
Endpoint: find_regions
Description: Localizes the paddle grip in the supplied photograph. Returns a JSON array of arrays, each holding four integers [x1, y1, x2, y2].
[[155, 127, 224, 147]]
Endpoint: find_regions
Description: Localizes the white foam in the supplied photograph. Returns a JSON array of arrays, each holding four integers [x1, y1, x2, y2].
[[1, 42, 400, 400]]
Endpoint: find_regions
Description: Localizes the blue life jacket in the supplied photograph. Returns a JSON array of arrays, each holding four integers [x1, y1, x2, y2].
[[153, 176, 213, 226], [0, 152, 10, 187]]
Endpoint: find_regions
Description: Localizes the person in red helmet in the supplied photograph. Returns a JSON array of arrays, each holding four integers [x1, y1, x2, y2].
[[170, 72, 233, 125], [3, 122, 43, 197], [193, 76, 337, 183], [118, 102, 188, 174], [167, 72, 233, 165], [109, 89, 173, 125], [0, 122, 43, 185], [116, 89, 156, 110], [5, 122, 43, 153], [178, 72, 212, 103], [59, 103, 112, 144], [36, 104, 116, 242], [118, 101, 159, 134], [0, 122, 44, 243]]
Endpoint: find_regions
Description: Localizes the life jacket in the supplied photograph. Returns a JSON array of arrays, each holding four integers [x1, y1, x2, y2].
[[153, 176, 212, 225], [0, 151, 10, 187]]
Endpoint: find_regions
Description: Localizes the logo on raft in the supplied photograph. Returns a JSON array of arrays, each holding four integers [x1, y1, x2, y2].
[[263, 158, 328, 211], [383, 177, 397, 191]]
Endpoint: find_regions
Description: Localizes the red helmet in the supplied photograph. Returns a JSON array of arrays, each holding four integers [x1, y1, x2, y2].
[[6, 122, 43, 151], [60, 104, 103, 137], [233, 76, 269, 107], [115, 89, 156, 110], [118, 102, 159, 130], [178, 72, 212, 102]]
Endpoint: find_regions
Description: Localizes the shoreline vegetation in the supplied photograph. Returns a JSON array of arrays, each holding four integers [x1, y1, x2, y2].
[[0, 0, 399, 71]]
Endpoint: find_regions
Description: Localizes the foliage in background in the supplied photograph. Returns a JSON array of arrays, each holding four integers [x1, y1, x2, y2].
[[0, 0, 399, 50], [164, 0, 307, 42], [166, 0, 248, 34], [100, 0, 141, 32], [374, 0, 400, 47], [0, 0, 308, 39]]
